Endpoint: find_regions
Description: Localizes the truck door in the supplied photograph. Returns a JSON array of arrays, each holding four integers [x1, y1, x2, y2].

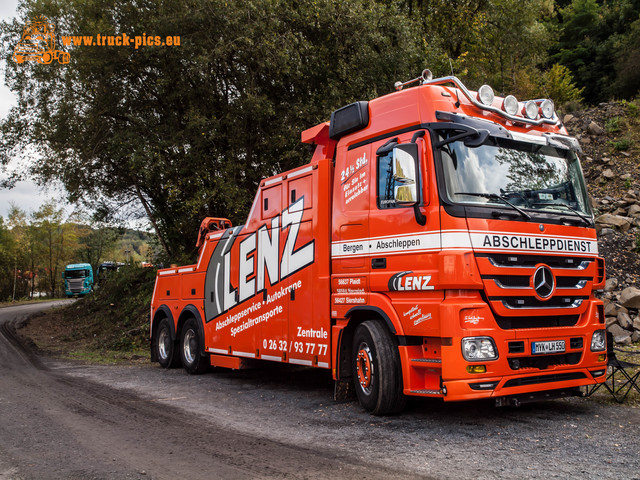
[[331, 143, 372, 308], [368, 132, 443, 337]]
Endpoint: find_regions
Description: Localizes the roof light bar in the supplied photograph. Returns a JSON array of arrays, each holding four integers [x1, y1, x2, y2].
[[397, 70, 559, 126]]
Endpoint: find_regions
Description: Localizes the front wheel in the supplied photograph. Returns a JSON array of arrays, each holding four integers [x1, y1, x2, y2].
[[154, 318, 180, 368], [352, 320, 405, 415], [180, 318, 209, 374]]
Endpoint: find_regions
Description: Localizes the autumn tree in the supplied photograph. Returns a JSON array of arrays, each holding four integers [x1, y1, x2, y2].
[[31, 202, 78, 297]]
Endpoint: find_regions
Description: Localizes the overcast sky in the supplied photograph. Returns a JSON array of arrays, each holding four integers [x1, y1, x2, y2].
[[0, 0, 70, 221]]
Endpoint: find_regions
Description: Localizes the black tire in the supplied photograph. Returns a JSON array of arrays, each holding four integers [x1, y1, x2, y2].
[[352, 320, 406, 415], [179, 317, 209, 374], [154, 318, 180, 369]]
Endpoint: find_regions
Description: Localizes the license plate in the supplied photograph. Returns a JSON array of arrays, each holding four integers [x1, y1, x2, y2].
[[532, 340, 565, 355]]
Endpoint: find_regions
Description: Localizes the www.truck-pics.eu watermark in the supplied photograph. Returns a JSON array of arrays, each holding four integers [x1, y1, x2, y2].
[[61, 33, 181, 49], [13, 15, 181, 65]]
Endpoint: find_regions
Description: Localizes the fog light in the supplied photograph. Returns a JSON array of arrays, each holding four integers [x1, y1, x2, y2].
[[503, 95, 519, 116], [540, 99, 555, 119], [478, 85, 495, 106], [591, 330, 606, 352], [467, 365, 487, 374], [524, 100, 538, 120]]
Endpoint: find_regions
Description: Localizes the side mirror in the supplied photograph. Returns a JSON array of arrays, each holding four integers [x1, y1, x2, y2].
[[393, 144, 418, 206]]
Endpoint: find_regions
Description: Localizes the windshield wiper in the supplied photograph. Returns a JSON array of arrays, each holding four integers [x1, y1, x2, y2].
[[455, 192, 531, 220], [533, 203, 592, 226]]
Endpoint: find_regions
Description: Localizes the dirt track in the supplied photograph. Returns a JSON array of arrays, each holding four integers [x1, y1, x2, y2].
[[1, 302, 639, 479]]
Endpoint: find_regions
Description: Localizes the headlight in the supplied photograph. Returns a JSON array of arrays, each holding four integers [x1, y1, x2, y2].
[[503, 95, 519, 116], [524, 100, 538, 120], [477, 85, 494, 106], [540, 99, 555, 119], [591, 330, 606, 352], [462, 337, 498, 361]]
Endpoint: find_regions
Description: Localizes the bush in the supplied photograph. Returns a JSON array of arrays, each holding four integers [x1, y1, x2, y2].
[[610, 138, 633, 151], [543, 64, 584, 106], [605, 117, 622, 134], [623, 100, 639, 118]]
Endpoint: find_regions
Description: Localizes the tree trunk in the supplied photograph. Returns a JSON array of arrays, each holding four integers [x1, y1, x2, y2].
[[135, 184, 171, 259]]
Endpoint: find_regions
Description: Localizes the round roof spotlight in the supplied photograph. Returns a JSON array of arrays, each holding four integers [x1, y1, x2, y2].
[[394, 81, 403, 91], [503, 95, 519, 116], [421, 69, 433, 83], [478, 85, 495, 106], [540, 99, 555, 119], [524, 100, 538, 120]]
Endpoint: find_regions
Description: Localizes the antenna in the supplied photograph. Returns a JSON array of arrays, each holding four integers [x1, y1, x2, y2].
[[449, 58, 461, 108]]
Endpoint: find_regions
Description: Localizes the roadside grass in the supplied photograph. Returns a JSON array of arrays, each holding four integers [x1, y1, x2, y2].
[[19, 266, 155, 364]]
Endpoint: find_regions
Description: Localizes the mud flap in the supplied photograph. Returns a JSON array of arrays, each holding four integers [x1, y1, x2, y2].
[[334, 379, 356, 401]]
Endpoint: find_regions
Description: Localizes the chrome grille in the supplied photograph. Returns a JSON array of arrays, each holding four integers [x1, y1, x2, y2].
[[68, 278, 85, 293], [475, 253, 595, 328]]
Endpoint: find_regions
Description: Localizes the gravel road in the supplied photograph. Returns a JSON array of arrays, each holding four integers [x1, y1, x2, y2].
[[1, 301, 639, 479]]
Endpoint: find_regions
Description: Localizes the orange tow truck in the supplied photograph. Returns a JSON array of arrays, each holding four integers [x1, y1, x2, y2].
[[150, 69, 607, 414]]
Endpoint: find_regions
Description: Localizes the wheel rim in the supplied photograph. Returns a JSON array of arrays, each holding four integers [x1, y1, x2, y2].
[[183, 329, 197, 364], [158, 328, 170, 360], [356, 342, 374, 395]]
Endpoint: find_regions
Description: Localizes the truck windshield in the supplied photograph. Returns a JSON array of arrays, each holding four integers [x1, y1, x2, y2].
[[65, 270, 88, 279], [438, 135, 592, 218]]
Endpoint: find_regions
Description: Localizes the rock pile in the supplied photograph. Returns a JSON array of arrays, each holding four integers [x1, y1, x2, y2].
[[603, 286, 640, 344], [564, 102, 640, 345]]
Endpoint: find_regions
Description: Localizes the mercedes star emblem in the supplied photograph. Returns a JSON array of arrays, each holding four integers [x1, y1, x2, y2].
[[533, 265, 554, 299]]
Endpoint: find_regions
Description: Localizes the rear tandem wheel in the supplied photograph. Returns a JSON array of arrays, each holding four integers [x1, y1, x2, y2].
[[180, 317, 210, 374], [154, 317, 180, 369]]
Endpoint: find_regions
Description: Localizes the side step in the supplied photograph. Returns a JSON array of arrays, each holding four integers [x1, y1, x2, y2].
[[210, 353, 256, 370]]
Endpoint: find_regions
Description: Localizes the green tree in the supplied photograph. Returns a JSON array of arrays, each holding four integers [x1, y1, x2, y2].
[[470, 0, 552, 97], [0, 217, 17, 301], [5, 205, 39, 299], [551, 0, 640, 102], [542, 63, 584, 105], [1, 0, 424, 261], [32, 202, 77, 297], [74, 220, 124, 273]]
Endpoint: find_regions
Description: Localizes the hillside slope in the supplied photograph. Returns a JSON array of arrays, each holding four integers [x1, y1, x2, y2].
[[565, 102, 640, 344]]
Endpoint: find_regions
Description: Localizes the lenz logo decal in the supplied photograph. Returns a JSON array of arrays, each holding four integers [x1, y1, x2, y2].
[[388, 271, 434, 291]]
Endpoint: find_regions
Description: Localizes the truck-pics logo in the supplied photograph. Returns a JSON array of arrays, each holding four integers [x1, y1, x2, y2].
[[13, 16, 70, 65], [204, 197, 314, 321], [388, 271, 434, 291]]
